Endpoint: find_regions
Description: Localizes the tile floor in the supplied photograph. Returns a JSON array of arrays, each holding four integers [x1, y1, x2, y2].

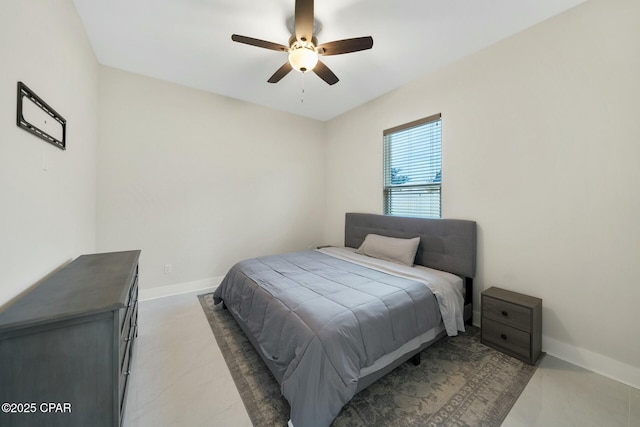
[[124, 291, 639, 427]]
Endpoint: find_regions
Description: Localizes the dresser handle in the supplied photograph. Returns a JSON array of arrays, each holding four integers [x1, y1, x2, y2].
[[501, 310, 508, 317], [124, 370, 131, 376], [500, 334, 507, 340]]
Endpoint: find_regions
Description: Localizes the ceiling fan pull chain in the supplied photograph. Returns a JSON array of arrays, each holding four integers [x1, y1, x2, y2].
[[300, 72, 305, 104]]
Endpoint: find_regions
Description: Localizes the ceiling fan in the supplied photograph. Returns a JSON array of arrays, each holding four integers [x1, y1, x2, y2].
[[231, 0, 373, 86]]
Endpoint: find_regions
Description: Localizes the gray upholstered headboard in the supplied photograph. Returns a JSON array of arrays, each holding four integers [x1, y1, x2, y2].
[[344, 213, 477, 279]]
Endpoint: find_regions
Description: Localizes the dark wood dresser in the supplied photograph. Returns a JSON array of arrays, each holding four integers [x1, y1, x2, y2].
[[481, 286, 542, 365], [0, 250, 140, 427]]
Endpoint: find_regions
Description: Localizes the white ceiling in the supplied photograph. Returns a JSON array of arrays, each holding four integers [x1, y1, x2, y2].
[[74, 0, 586, 121]]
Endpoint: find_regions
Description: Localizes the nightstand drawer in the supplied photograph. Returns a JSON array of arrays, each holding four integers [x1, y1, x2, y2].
[[481, 318, 530, 359], [482, 296, 531, 332]]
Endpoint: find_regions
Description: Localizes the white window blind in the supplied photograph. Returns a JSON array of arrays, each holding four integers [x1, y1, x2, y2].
[[383, 114, 441, 218]]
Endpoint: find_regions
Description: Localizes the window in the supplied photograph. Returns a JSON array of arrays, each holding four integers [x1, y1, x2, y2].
[[383, 113, 442, 218]]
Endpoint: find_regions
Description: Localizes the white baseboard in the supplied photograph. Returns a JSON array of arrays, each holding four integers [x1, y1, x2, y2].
[[139, 276, 223, 301], [543, 335, 640, 390], [472, 309, 639, 389]]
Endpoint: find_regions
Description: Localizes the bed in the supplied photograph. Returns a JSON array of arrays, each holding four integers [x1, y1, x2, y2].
[[213, 213, 477, 427]]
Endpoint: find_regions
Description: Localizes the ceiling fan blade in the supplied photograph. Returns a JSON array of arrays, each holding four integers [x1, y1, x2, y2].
[[294, 0, 314, 43], [317, 36, 374, 56], [231, 34, 288, 52], [313, 60, 339, 85], [268, 62, 293, 83]]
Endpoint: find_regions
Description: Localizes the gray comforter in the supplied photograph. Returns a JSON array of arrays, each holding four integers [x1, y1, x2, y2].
[[213, 250, 441, 427]]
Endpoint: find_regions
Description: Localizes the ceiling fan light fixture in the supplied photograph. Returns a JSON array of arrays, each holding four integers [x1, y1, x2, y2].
[[288, 46, 318, 73], [231, 0, 373, 85]]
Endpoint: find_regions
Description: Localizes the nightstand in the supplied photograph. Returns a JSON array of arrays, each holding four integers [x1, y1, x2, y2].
[[481, 287, 542, 365]]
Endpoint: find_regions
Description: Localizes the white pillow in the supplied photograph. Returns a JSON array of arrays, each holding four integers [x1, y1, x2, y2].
[[355, 234, 420, 266]]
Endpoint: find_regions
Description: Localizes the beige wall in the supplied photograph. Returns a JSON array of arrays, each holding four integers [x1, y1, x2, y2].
[[97, 67, 326, 293], [0, 0, 98, 307], [323, 0, 640, 387]]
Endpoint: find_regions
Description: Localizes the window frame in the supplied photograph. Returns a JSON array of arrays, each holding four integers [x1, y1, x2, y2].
[[383, 113, 442, 218]]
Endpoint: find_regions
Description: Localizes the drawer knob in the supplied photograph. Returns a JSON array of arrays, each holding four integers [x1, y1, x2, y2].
[[500, 333, 507, 340], [501, 310, 508, 317], [125, 370, 131, 376]]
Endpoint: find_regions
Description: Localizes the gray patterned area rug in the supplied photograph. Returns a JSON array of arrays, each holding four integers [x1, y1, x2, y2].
[[198, 293, 537, 427]]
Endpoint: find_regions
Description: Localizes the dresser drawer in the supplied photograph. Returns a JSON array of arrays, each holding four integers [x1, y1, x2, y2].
[[120, 298, 135, 337], [128, 273, 138, 303], [482, 296, 531, 332], [481, 318, 531, 359], [131, 301, 138, 332], [119, 276, 138, 333], [119, 300, 137, 367], [119, 326, 136, 415]]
